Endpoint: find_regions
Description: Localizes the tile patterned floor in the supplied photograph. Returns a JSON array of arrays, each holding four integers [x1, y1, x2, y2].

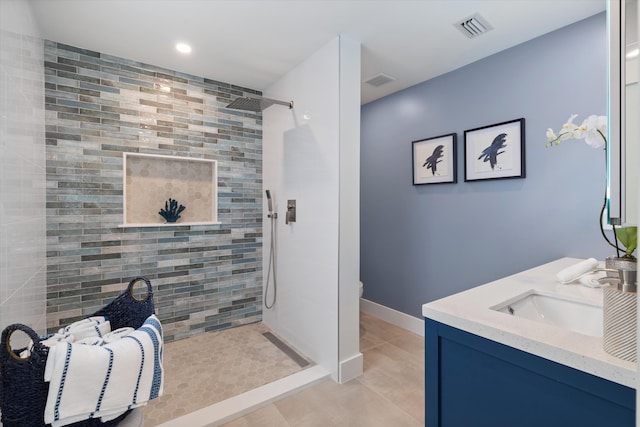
[[223, 312, 425, 426], [141, 322, 313, 426]]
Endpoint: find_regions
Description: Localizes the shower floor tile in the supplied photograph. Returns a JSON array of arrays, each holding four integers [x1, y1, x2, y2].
[[141, 322, 313, 426]]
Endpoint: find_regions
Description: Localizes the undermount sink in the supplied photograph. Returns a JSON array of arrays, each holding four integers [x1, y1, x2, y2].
[[491, 290, 603, 337]]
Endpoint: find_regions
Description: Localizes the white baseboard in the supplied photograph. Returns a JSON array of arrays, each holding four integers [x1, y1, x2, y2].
[[360, 298, 424, 336], [338, 352, 363, 383]]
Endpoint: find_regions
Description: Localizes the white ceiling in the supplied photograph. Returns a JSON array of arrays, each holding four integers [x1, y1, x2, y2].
[[29, 0, 606, 105]]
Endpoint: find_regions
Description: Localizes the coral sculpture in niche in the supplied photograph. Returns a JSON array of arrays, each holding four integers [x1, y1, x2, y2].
[[159, 198, 186, 223]]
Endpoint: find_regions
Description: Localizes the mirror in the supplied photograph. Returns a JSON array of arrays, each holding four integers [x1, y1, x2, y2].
[[608, 0, 639, 226], [625, 0, 638, 225]]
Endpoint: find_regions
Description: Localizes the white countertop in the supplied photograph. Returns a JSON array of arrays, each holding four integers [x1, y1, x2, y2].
[[422, 257, 637, 388]]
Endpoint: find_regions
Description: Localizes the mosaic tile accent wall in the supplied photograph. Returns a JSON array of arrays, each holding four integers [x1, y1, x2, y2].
[[44, 41, 263, 341]]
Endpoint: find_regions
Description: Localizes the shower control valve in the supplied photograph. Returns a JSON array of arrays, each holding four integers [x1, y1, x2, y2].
[[286, 200, 296, 224]]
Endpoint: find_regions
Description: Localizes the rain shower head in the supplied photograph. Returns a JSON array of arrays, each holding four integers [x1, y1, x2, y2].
[[225, 96, 293, 112]]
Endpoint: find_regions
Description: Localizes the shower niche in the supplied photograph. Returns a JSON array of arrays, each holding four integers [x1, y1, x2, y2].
[[121, 153, 219, 227]]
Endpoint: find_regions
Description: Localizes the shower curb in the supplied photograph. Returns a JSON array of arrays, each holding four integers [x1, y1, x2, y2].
[[156, 365, 330, 427]]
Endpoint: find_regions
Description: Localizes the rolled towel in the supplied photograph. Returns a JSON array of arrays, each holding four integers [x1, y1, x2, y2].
[[556, 258, 599, 283], [42, 333, 75, 345], [60, 316, 108, 333], [59, 317, 111, 341], [75, 337, 106, 346], [19, 333, 75, 358], [103, 327, 134, 343], [75, 327, 134, 346], [20, 317, 110, 358], [579, 271, 607, 288]]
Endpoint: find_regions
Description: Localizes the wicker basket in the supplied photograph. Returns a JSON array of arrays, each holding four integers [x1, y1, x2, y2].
[[0, 277, 155, 427]]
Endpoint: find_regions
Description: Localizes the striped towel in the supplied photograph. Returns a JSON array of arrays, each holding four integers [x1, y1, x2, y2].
[[59, 316, 111, 340], [43, 315, 164, 427], [19, 316, 111, 358], [75, 327, 135, 346]]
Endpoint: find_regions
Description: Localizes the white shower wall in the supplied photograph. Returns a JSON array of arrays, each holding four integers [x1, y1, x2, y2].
[[262, 36, 362, 382], [0, 0, 47, 334]]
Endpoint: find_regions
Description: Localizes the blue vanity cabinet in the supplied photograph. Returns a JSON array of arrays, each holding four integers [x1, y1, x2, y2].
[[425, 319, 635, 427]]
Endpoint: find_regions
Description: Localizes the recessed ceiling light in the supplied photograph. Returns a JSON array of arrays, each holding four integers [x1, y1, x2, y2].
[[176, 43, 192, 54]]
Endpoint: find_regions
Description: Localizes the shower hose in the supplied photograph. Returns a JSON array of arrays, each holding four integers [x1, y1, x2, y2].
[[265, 213, 277, 309]]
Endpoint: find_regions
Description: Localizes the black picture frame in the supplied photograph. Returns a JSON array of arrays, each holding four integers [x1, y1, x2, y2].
[[464, 118, 525, 182], [412, 133, 457, 185]]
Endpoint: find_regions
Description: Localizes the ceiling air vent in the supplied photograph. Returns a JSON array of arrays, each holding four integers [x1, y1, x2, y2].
[[455, 13, 494, 39], [364, 72, 396, 87]]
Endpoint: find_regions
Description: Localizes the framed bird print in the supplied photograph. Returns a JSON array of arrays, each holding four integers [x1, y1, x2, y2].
[[464, 118, 525, 182], [412, 133, 457, 185]]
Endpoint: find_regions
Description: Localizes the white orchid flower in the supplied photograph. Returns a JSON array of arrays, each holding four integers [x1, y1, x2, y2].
[[583, 115, 607, 148], [546, 114, 607, 149], [565, 113, 579, 126], [545, 128, 561, 147], [586, 114, 607, 134], [562, 114, 582, 139]]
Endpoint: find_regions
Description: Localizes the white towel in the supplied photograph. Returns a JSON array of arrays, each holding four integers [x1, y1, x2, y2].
[[44, 315, 163, 427], [578, 270, 607, 288], [74, 327, 134, 346], [19, 317, 111, 358], [60, 316, 111, 340], [556, 258, 599, 283], [103, 327, 135, 343], [73, 336, 105, 346]]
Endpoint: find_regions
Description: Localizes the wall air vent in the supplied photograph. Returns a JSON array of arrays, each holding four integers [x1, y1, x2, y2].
[[455, 13, 494, 39], [364, 72, 396, 87]]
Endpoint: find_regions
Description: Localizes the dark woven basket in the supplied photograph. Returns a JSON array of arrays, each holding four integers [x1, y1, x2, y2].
[[0, 277, 154, 427]]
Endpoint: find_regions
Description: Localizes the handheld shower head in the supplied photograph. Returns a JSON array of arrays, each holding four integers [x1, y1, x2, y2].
[[265, 190, 273, 213]]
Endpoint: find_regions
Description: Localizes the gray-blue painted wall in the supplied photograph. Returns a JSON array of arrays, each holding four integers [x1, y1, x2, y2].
[[361, 13, 613, 318]]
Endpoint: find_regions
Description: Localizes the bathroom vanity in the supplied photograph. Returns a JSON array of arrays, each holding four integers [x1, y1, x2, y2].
[[422, 258, 636, 426]]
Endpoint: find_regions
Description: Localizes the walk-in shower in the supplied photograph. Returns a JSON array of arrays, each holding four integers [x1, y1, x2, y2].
[[226, 93, 292, 309], [225, 95, 293, 112]]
